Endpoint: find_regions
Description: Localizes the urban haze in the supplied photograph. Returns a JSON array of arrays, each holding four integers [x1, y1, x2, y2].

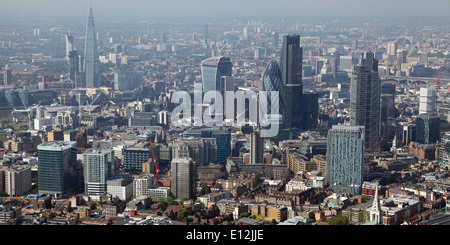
[[0, 0, 450, 236]]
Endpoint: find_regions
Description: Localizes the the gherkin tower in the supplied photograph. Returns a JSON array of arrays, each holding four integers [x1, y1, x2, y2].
[[83, 7, 99, 88], [261, 60, 284, 115]]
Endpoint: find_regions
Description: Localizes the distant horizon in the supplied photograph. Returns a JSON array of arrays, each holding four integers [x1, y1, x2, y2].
[[1, 0, 450, 20]]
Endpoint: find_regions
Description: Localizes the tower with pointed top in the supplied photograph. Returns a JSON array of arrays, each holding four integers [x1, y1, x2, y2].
[[369, 183, 383, 224], [83, 7, 99, 88]]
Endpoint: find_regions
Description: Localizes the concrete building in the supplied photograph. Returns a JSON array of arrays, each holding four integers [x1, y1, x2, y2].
[[4, 165, 32, 196], [171, 158, 195, 199]]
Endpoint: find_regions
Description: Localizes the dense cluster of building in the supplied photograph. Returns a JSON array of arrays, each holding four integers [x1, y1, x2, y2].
[[0, 8, 450, 226]]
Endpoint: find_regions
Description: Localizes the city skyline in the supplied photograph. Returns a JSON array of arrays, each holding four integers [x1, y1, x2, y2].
[[1, 0, 450, 232]]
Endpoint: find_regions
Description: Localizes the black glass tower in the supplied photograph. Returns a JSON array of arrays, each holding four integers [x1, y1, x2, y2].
[[280, 35, 303, 129]]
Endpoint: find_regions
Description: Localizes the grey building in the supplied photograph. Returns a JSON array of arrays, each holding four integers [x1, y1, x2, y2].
[[83, 149, 115, 195], [350, 52, 381, 152], [326, 125, 365, 194], [171, 158, 195, 199], [83, 7, 99, 88]]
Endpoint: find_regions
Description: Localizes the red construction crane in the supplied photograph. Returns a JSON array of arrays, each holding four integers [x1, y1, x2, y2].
[[435, 69, 440, 95], [149, 138, 159, 186], [46, 69, 54, 88]]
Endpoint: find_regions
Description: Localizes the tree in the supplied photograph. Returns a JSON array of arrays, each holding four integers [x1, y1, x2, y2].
[[177, 209, 190, 221], [200, 186, 211, 195], [238, 212, 250, 219], [328, 215, 349, 225]]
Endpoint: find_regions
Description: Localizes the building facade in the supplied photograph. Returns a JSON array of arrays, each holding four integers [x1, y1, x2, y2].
[[37, 141, 77, 196], [350, 52, 381, 152], [326, 125, 365, 194]]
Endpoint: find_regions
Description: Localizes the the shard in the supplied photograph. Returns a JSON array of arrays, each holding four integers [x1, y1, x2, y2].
[[83, 7, 99, 88]]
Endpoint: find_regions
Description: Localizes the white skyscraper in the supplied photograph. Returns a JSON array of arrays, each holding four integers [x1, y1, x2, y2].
[[419, 87, 436, 115]]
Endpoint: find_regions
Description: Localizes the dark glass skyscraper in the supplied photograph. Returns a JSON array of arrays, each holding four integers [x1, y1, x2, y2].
[[37, 141, 78, 196], [279, 35, 303, 130], [83, 7, 99, 88], [280, 35, 302, 86]]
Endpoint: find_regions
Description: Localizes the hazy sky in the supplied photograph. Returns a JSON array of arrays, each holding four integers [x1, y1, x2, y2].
[[1, 0, 450, 18]]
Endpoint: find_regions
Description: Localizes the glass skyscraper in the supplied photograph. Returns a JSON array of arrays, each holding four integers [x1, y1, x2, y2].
[[261, 60, 284, 115], [280, 34, 302, 86], [279, 35, 303, 130], [201, 56, 232, 94], [37, 141, 77, 196], [83, 7, 99, 88], [350, 52, 381, 152], [326, 125, 365, 194]]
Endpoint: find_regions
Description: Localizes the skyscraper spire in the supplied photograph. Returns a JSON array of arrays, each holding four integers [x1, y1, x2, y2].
[[83, 6, 99, 88]]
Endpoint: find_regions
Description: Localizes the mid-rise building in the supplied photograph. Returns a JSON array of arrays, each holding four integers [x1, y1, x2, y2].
[[107, 175, 133, 201], [4, 165, 32, 196]]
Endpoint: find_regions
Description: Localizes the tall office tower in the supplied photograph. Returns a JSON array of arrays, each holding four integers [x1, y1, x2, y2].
[[419, 87, 436, 115], [332, 58, 338, 80], [396, 49, 407, 69], [280, 34, 302, 86], [37, 141, 77, 196], [419, 51, 428, 67], [204, 22, 208, 42], [386, 41, 397, 56], [4, 165, 32, 196], [201, 56, 232, 94], [352, 39, 358, 50], [326, 125, 365, 194], [3, 66, 12, 85], [416, 113, 440, 144], [249, 131, 264, 164], [171, 158, 195, 199], [65, 33, 74, 61], [272, 32, 279, 48], [261, 60, 283, 116], [280, 35, 303, 129], [68, 50, 79, 81], [83, 149, 115, 195], [301, 92, 319, 130], [83, 7, 100, 88], [350, 52, 381, 152]]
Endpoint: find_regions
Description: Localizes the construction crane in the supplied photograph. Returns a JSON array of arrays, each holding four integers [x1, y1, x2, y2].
[[415, 72, 420, 95], [216, 41, 228, 56], [149, 138, 159, 186], [86, 93, 101, 115], [46, 69, 54, 88], [435, 69, 440, 96]]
